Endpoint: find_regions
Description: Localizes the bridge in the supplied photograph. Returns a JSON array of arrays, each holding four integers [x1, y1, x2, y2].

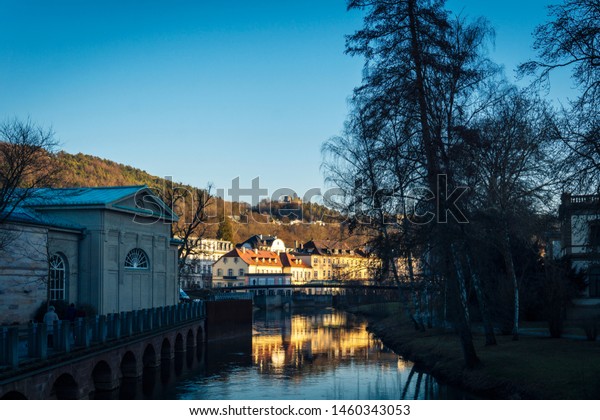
[[0, 302, 207, 399], [216, 281, 417, 293]]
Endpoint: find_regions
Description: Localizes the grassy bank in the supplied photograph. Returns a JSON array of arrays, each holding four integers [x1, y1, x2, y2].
[[350, 303, 600, 399]]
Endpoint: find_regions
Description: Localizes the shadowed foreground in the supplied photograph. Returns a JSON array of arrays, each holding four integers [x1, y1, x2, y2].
[[352, 303, 600, 399]]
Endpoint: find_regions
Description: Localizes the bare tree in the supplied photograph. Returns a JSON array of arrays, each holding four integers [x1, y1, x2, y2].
[[461, 85, 560, 340], [520, 0, 600, 193], [520, 0, 600, 104], [160, 177, 214, 276], [323, 103, 430, 330], [0, 118, 62, 251]]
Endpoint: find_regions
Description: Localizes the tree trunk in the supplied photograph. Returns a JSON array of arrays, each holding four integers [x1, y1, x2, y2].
[[407, 251, 425, 331], [501, 222, 519, 341], [465, 248, 497, 345], [451, 244, 481, 368], [407, 0, 479, 367]]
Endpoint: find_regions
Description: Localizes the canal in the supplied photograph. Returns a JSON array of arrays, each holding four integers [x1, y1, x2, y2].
[[111, 307, 468, 400]]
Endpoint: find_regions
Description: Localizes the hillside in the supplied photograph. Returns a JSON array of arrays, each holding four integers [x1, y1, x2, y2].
[[53, 151, 366, 247], [56, 152, 170, 191]]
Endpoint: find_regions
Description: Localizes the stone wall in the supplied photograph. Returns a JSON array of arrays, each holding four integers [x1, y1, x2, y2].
[[0, 225, 49, 325]]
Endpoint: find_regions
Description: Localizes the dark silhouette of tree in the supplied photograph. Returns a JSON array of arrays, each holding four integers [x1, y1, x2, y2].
[[0, 118, 62, 250], [461, 85, 560, 340], [323, 0, 505, 366], [520, 0, 600, 193]]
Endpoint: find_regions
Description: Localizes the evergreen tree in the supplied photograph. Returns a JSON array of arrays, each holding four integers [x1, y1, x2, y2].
[[216, 216, 234, 242]]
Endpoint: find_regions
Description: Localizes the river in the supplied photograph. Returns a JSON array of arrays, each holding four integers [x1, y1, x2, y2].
[[112, 307, 469, 400]]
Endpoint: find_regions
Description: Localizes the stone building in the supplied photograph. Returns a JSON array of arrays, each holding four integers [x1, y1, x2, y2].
[[0, 186, 180, 325], [559, 193, 600, 300]]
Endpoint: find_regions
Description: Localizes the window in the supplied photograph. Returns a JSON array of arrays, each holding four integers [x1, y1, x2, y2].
[[314, 270, 318, 278], [49, 254, 66, 301], [234, 257, 239, 263], [217, 268, 223, 276], [228, 268, 234, 276], [313, 257, 318, 265], [125, 248, 149, 269], [239, 269, 245, 276], [223, 258, 228, 264], [590, 224, 600, 248], [589, 266, 600, 298]]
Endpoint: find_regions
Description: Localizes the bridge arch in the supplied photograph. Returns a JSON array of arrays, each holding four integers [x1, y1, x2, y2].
[[161, 338, 172, 361], [174, 333, 184, 353], [143, 343, 159, 367], [51, 373, 79, 399], [120, 351, 138, 378], [1, 390, 27, 399], [92, 360, 118, 392], [186, 329, 195, 350]]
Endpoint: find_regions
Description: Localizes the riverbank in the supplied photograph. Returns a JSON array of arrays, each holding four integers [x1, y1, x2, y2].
[[349, 303, 600, 399]]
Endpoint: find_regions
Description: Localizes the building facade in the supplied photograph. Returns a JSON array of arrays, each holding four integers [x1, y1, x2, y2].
[[0, 186, 180, 325], [179, 238, 233, 289], [212, 247, 284, 288], [559, 193, 600, 300], [299, 240, 374, 282]]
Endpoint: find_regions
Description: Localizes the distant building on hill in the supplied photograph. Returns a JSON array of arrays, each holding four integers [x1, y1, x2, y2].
[[237, 234, 286, 253]]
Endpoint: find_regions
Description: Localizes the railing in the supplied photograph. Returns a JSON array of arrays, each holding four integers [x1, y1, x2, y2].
[[211, 293, 253, 301], [0, 301, 205, 371], [566, 194, 600, 205]]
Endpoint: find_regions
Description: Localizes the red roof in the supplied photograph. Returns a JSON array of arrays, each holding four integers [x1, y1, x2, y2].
[[280, 252, 311, 269], [221, 247, 283, 267]]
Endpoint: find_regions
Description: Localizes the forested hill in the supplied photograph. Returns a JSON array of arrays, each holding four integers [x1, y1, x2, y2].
[[56, 152, 169, 190]]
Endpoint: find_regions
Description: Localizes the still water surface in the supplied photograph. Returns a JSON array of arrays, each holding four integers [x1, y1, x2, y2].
[[117, 308, 467, 400]]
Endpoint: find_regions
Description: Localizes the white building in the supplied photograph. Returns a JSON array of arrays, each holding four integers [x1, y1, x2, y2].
[[559, 193, 600, 300], [179, 238, 233, 289], [237, 234, 286, 253]]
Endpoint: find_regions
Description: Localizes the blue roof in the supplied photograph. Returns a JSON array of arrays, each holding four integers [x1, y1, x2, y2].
[[4, 185, 178, 224], [5, 206, 85, 231], [24, 185, 146, 207]]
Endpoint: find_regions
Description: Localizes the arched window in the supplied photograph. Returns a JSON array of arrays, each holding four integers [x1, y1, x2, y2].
[[124, 248, 149, 269], [49, 254, 67, 301]]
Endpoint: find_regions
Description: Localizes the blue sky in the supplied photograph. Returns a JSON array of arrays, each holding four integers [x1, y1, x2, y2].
[[0, 1, 574, 202]]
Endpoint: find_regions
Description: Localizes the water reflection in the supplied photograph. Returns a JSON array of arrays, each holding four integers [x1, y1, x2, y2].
[[171, 308, 465, 400], [97, 308, 470, 399]]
